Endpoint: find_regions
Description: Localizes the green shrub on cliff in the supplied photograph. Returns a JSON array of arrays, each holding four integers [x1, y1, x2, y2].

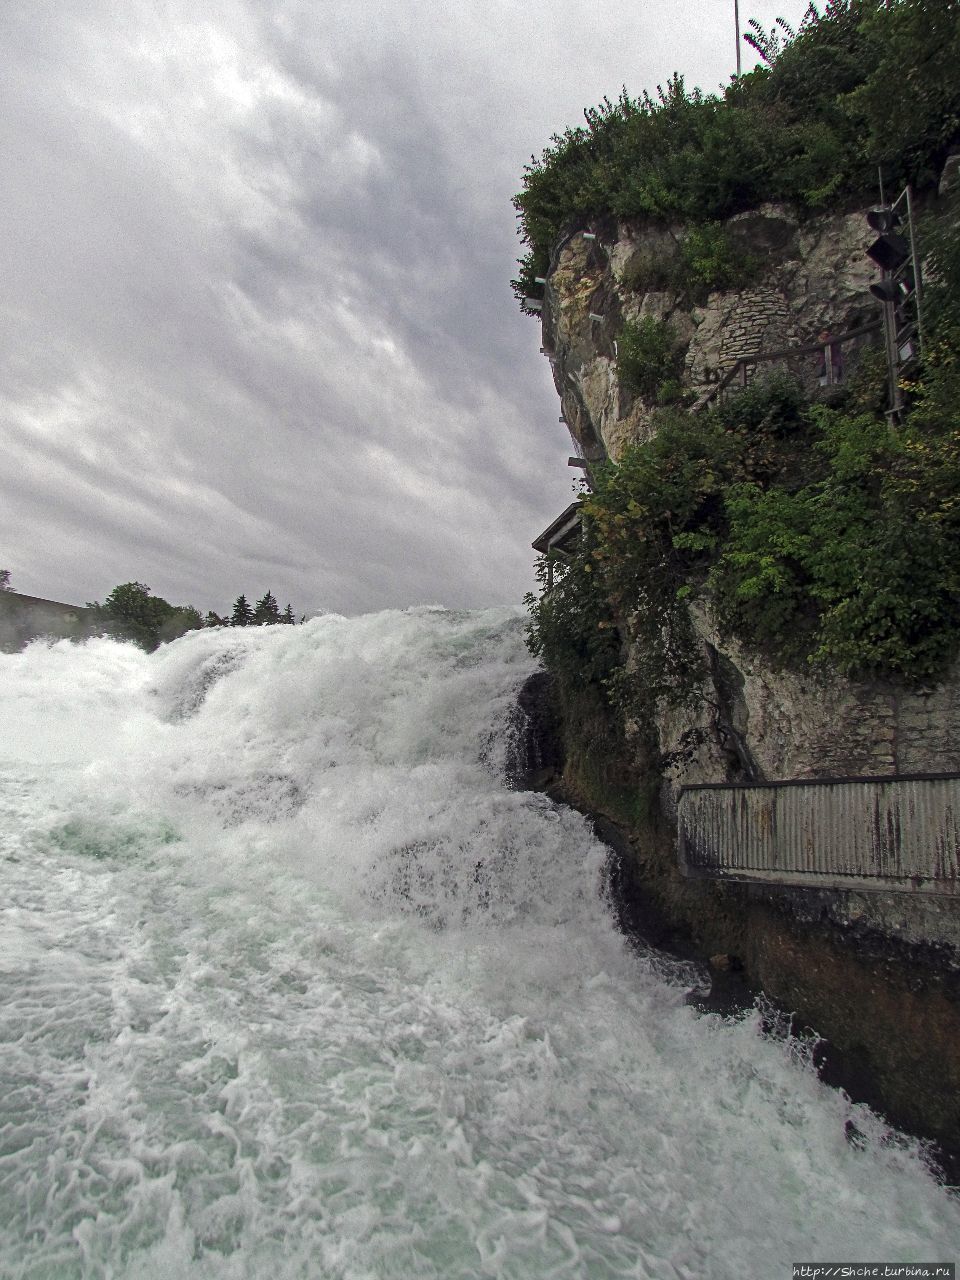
[[616, 317, 686, 403], [712, 404, 960, 679], [529, 347, 960, 696], [679, 223, 761, 295], [513, 0, 960, 307]]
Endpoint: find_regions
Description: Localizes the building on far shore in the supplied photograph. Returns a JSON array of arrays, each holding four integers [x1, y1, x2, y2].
[[0, 590, 102, 652]]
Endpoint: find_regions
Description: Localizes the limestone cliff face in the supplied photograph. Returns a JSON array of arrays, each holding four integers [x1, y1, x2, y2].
[[540, 202, 960, 815], [544, 203, 880, 461], [534, 202, 960, 1154]]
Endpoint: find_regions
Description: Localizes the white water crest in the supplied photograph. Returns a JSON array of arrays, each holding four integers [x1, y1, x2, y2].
[[1, 608, 958, 1279]]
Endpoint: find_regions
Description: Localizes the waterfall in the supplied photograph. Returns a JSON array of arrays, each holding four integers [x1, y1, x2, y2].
[[1, 609, 957, 1278]]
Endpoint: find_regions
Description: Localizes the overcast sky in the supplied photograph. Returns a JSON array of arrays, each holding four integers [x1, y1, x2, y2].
[[1, 0, 811, 616]]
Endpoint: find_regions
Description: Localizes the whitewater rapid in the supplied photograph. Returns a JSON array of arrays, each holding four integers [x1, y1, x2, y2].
[[1, 608, 957, 1279]]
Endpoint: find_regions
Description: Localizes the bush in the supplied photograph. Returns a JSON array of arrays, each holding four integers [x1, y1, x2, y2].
[[513, 1, 957, 307], [679, 222, 760, 294], [616, 316, 685, 402], [89, 582, 203, 651], [528, 368, 960, 694], [524, 539, 626, 708]]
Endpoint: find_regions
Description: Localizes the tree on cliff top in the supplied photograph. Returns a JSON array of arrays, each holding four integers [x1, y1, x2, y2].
[[0, 570, 11, 592], [512, 0, 960, 307]]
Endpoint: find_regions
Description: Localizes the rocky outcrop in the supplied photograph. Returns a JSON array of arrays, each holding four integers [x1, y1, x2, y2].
[[532, 665, 960, 1168], [544, 203, 879, 463], [535, 194, 960, 1164]]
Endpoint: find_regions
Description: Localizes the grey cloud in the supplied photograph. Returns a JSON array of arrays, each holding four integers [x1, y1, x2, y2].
[[0, 0, 811, 616]]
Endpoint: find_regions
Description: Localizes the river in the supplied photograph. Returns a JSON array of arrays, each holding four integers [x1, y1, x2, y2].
[[2, 608, 957, 1278]]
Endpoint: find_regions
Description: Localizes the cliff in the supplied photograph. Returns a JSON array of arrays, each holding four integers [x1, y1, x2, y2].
[[545, 203, 879, 460], [529, 186, 960, 1163]]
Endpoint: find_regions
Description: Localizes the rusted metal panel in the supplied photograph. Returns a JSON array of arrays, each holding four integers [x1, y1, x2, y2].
[[677, 774, 960, 895]]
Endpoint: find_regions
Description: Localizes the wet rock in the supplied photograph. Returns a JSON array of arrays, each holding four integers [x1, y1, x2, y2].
[[505, 672, 565, 792]]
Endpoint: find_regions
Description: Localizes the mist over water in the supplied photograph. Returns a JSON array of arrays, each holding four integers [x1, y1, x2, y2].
[[1, 608, 958, 1279]]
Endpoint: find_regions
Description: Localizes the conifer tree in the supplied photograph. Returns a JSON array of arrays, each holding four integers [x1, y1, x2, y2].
[[231, 594, 254, 626], [282, 603, 295, 624], [253, 590, 280, 625]]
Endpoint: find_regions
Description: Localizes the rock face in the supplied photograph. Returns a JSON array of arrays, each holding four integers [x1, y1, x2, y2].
[[536, 198, 960, 1161], [544, 203, 878, 463]]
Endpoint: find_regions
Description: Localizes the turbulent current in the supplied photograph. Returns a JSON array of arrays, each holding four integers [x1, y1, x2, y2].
[[1, 608, 958, 1279]]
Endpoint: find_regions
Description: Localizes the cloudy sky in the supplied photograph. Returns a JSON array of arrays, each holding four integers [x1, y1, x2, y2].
[[1, 0, 810, 617]]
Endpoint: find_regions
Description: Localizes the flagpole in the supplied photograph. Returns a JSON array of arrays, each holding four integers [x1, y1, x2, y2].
[[734, 0, 741, 75]]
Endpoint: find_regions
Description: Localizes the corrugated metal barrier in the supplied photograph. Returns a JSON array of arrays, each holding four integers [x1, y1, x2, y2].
[[677, 774, 960, 895]]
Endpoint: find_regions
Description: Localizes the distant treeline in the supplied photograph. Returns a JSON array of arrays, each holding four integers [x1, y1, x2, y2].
[[218, 592, 299, 629], [1, 572, 301, 652], [86, 582, 302, 650]]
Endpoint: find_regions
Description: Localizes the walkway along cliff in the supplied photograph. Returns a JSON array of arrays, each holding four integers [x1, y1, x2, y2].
[[522, 167, 960, 1162]]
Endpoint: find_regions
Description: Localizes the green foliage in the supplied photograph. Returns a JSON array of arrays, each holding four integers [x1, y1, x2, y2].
[[743, 8, 818, 65], [158, 606, 204, 645], [849, 0, 960, 186], [79, 582, 301, 643], [524, 541, 625, 710], [710, 407, 960, 678], [253, 590, 280, 625], [528, 352, 960, 696], [511, 250, 551, 317], [232, 591, 300, 626], [513, 1, 957, 305], [526, 411, 732, 722], [679, 222, 760, 293], [522, 3, 960, 696], [231, 594, 254, 627], [619, 224, 758, 299], [89, 581, 202, 651], [616, 316, 685, 402]]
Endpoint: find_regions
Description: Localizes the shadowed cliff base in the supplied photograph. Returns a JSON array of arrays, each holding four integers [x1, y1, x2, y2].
[[509, 670, 960, 1186]]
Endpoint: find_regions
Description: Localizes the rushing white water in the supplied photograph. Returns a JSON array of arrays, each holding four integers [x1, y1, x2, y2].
[[1, 608, 957, 1280]]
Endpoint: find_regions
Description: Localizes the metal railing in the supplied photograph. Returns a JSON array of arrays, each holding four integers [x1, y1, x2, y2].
[[678, 773, 960, 895]]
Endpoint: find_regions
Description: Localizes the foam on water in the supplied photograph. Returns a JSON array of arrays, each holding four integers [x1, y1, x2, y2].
[[1, 609, 957, 1279]]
